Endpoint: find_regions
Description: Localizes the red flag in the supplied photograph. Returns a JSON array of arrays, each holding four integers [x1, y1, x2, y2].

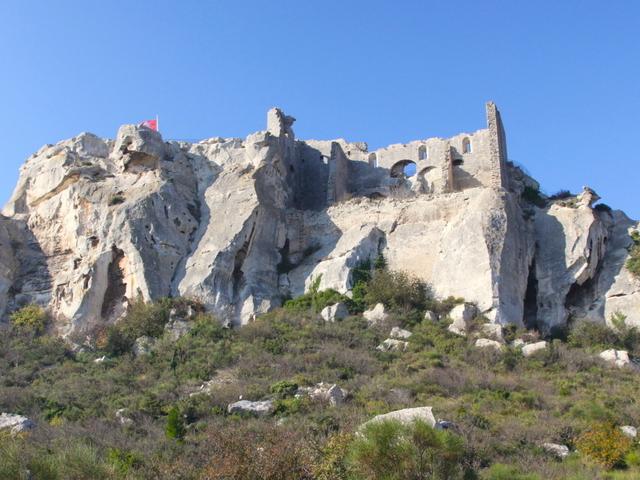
[[140, 119, 158, 131]]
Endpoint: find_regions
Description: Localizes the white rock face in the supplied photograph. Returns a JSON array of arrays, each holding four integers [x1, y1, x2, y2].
[[620, 425, 638, 438], [448, 303, 478, 335], [363, 303, 389, 325], [320, 302, 349, 322], [1, 105, 638, 338], [390, 326, 412, 339], [227, 399, 274, 416], [377, 338, 409, 352], [599, 349, 631, 368], [0, 413, 35, 434], [361, 406, 437, 430], [542, 443, 570, 459], [115, 408, 133, 426], [521, 341, 547, 357], [475, 338, 503, 351]]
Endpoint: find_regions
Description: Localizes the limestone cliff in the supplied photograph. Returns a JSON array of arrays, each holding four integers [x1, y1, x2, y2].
[[1, 103, 638, 336]]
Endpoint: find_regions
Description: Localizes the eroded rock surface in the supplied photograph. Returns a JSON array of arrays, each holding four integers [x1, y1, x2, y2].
[[1, 103, 638, 337]]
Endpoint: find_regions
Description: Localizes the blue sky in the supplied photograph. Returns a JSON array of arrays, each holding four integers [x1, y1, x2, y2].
[[1, 1, 638, 217]]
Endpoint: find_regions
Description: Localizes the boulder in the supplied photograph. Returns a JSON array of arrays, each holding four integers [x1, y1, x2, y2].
[[363, 303, 389, 325], [389, 326, 412, 339], [115, 408, 133, 426], [522, 341, 548, 357], [447, 303, 477, 336], [227, 399, 274, 416], [479, 323, 503, 342], [599, 349, 631, 368], [512, 338, 526, 347], [377, 338, 409, 352], [0, 413, 35, 434], [475, 338, 503, 351], [424, 310, 438, 322], [541, 443, 570, 459], [320, 302, 349, 322], [301, 383, 347, 406], [361, 406, 437, 430], [94, 355, 107, 364], [621, 425, 638, 438]]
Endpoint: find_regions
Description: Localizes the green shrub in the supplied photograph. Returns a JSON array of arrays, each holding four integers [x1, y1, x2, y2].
[[314, 432, 354, 480], [522, 186, 546, 207], [270, 380, 298, 398], [594, 203, 612, 213], [283, 275, 348, 314], [348, 419, 466, 480], [627, 233, 640, 278], [10, 304, 48, 335], [364, 269, 430, 314], [108, 194, 125, 205], [576, 423, 632, 469], [548, 190, 574, 200], [165, 406, 186, 440]]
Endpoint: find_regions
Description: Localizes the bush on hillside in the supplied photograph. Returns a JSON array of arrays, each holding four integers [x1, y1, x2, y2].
[[627, 231, 640, 279], [576, 423, 632, 469], [364, 269, 431, 314], [283, 275, 348, 314], [521, 186, 546, 208], [10, 304, 48, 335], [348, 419, 466, 480]]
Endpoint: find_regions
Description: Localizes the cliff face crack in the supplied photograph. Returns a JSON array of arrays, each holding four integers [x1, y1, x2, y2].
[[101, 246, 127, 319]]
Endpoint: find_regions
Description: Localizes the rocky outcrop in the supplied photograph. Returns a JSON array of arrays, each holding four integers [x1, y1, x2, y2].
[[1, 103, 638, 338], [0, 413, 35, 434], [361, 406, 437, 430], [227, 399, 274, 416]]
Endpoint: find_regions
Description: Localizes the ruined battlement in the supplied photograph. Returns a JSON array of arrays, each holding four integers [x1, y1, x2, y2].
[[269, 102, 509, 210]]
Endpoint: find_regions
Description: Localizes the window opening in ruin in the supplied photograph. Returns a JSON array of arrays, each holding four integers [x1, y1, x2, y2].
[[462, 137, 472, 153], [452, 159, 464, 166], [390, 160, 417, 178], [368, 153, 377, 168], [418, 145, 427, 160]]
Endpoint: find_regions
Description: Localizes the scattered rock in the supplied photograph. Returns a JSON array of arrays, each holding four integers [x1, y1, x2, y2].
[[599, 349, 631, 368], [361, 406, 436, 430], [541, 442, 570, 459], [377, 338, 409, 352], [512, 338, 526, 347], [389, 326, 412, 339], [447, 303, 477, 336], [479, 323, 503, 342], [94, 355, 107, 363], [424, 310, 438, 322], [363, 303, 389, 325], [227, 400, 275, 416], [522, 341, 547, 357], [0, 413, 35, 435], [115, 408, 133, 426], [435, 420, 455, 430], [133, 336, 156, 357], [298, 383, 347, 406], [320, 302, 349, 322], [475, 338, 503, 351], [621, 425, 638, 438]]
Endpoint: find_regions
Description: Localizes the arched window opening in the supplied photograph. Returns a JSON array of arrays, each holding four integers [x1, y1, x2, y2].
[[390, 160, 417, 178], [368, 153, 377, 168], [462, 137, 472, 154], [418, 145, 427, 160], [453, 159, 464, 166]]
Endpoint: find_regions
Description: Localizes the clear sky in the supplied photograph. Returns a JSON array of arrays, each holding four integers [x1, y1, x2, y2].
[[1, 1, 638, 217]]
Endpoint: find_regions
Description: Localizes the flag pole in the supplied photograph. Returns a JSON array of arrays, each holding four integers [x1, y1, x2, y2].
[[156, 114, 159, 133]]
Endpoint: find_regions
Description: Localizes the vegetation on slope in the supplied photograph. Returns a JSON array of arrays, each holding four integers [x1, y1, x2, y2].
[[1, 265, 640, 479]]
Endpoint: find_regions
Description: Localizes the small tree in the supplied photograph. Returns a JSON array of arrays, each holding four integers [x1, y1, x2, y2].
[[576, 422, 632, 469], [165, 406, 186, 441], [348, 419, 466, 479], [10, 304, 48, 335]]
